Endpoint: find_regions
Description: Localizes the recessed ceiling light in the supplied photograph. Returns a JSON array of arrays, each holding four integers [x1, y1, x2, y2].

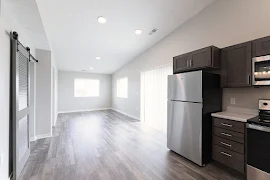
[[97, 16, 107, 24], [96, 57, 101, 60], [89, 67, 94, 70], [135, 29, 142, 35]]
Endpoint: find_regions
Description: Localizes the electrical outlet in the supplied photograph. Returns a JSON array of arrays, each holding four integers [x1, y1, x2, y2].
[[230, 98, 236, 105]]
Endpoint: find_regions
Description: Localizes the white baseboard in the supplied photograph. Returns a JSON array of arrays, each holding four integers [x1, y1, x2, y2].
[[111, 108, 140, 120], [35, 133, 52, 140], [58, 108, 111, 114], [30, 136, 36, 142]]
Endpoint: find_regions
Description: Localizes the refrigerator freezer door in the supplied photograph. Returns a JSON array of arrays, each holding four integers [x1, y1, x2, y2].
[[167, 100, 203, 166], [168, 71, 203, 102]]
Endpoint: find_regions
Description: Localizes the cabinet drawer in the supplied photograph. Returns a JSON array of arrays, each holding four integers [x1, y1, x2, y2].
[[213, 136, 244, 154], [213, 127, 244, 144], [213, 117, 245, 133], [213, 145, 245, 173]]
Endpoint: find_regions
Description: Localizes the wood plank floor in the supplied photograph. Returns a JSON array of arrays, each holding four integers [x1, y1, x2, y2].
[[19, 110, 245, 180]]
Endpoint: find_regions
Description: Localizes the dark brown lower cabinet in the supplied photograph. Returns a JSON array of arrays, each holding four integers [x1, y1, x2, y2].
[[212, 118, 246, 174]]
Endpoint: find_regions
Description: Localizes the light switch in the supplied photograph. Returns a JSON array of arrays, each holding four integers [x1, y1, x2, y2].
[[230, 98, 236, 105]]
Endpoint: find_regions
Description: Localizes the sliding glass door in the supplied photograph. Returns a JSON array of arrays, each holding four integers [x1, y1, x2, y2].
[[140, 65, 173, 132]]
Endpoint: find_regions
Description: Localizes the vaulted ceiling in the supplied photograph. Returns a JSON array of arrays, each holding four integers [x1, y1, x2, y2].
[[4, 0, 50, 50], [6, 0, 215, 74]]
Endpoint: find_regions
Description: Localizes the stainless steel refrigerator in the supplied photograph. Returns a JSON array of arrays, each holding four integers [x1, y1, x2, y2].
[[167, 70, 221, 166]]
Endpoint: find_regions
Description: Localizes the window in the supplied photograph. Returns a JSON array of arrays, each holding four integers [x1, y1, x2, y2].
[[74, 79, 100, 97], [117, 77, 128, 98]]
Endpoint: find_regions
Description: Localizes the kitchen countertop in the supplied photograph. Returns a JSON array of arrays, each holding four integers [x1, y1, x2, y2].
[[211, 111, 258, 123]]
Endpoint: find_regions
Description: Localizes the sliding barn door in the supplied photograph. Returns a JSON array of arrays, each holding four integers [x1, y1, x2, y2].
[[11, 38, 30, 179], [140, 65, 173, 132]]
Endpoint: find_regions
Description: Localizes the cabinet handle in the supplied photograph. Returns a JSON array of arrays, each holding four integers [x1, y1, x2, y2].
[[187, 61, 189, 67], [221, 132, 232, 137], [247, 75, 250, 85], [221, 151, 232, 157], [221, 123, 232, 127], [221, 142, 232, 147], [190, 60, 192, 67]]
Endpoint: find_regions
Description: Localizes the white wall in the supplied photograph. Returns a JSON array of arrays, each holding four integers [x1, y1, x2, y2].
[[0, 1, 36, 179], [112, 0, 270, 119], [58, 71, 112, 113], [35, 49, 52, 138]]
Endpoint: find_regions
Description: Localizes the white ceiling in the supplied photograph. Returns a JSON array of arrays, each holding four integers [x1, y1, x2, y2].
[[37, 0, 215, 74], [3, 0, 50, 50], [8, 0, 215, 74]]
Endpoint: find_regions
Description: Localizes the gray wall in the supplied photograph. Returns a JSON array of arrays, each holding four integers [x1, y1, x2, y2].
[[35, 49, 52, 137], [112, 0, 270, 119], [58, 71, 112, 112], [0, 1, 36, 179]]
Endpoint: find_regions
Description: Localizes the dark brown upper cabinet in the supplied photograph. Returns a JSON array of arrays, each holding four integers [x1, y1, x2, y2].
[[252, 36, 270, 57], [173, 53, 191, 73], [221, 42, 252, 87], [173, 46, 220, 74]]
